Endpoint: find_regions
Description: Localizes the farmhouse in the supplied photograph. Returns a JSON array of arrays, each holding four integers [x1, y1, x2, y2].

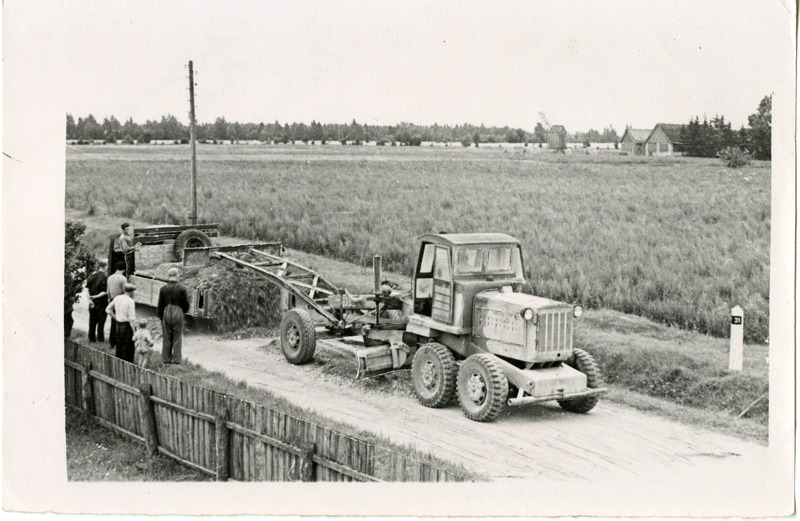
[[619, 128, 650, 156], [643, 124, 685, 156], [547, 125, 568, 150]]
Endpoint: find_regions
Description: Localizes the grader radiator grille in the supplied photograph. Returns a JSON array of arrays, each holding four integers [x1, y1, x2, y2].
[[536, 310, 572, 353]]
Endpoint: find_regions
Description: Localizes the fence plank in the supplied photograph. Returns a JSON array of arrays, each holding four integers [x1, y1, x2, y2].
[[215, 400, 229, 481], [255, 406, 265, 481], [80, 363, 94, 415], [137, 383, 159, 456], [299, 442, 315, 481]]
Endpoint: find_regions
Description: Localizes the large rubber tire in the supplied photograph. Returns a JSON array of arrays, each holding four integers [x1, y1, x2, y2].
[[558, 348, 602, 414], [457, 354, 509, 422], [280, 309, 317, 365], [174, 229, 212, 260], [411, 342, 457, 408]]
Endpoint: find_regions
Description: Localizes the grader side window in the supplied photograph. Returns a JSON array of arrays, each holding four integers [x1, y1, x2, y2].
[[418, 243, 435, 274]]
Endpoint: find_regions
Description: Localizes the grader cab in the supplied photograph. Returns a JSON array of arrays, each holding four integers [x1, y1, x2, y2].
[[279, 232, 606, 423]]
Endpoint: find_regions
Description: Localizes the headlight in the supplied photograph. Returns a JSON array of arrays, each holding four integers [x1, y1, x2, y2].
[[573, 305, 583, 318], [521, 308, 534, 321]]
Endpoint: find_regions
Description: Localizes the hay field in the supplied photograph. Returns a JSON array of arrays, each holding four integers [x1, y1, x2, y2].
[[66, 144, 770, 342]]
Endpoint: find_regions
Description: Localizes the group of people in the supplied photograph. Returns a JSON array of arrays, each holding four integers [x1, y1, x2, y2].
[[85, 222, 191, 368]]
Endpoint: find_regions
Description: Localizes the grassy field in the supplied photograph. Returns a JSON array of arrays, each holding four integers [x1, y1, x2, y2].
[[65, 144, 770, 342]]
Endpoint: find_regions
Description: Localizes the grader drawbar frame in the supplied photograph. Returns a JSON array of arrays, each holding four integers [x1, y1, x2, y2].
[[182, 244, 390, 336]]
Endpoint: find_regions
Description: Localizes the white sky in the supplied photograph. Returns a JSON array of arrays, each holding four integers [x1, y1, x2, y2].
[[61, 0, 790, 132]]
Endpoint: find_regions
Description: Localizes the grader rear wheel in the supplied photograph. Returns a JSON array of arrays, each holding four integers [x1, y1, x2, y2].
[[411, 342, 457, 408], [457, 354, 508, 422], [558, 348, 602, 413], [280, 309, 317, 365]]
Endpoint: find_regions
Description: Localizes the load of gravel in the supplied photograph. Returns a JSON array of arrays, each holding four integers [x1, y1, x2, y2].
[[175, 255, 283, 332]]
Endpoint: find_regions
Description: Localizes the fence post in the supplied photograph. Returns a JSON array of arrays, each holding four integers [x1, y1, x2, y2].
[[137, 383, 159, 456], [215, 405, 229, 482], [729, 305, 743, 371], [80, 363, 94, 416], [298, 442, 316, 482]]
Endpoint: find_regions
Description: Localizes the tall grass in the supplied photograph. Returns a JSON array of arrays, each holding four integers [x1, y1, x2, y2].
[[66, 145, 770, 342]]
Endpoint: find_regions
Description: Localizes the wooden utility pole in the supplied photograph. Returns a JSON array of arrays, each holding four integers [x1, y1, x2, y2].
[[188, 60, 198, 225]]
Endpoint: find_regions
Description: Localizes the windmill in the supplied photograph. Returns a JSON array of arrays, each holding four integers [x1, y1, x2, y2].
[[538, 111, 566, 153], [538, 111, 551, 131]]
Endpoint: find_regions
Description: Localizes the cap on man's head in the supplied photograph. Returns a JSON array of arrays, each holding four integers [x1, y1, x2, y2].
[[167, 267, 180, 280], [115, 261, 126, 271], [124, 283, 136, 292], [121, 222, 130, 230]]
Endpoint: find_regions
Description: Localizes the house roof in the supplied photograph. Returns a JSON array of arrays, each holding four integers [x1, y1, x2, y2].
[[418, 233, 520, 247], [548, 125, 567, 134], [646, 123, 685, 144], [621, 128, 651, 143]]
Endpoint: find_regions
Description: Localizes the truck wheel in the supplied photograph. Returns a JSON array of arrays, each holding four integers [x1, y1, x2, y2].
[[280, 309, 317, 365], [558, 348, 602, 413], [411, 342, 457, 408], [457, 354, 508, 422], [174, 229, 212, 260]]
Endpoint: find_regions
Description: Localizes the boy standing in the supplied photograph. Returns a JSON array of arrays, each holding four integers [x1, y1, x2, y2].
[[133, 319, 154, 368]]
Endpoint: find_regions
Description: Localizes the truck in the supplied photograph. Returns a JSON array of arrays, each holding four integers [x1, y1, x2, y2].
[[107, 223, 280, 318], [271, 232, 607, 422]]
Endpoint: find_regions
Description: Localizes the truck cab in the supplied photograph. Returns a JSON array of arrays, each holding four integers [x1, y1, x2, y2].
[[409, 233, 527, 335]]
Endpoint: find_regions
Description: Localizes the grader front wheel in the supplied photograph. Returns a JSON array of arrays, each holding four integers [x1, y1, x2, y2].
[[280, 309, 317, 365], [457, 354, 509, 422], [558, 348, 602, 413], [411, 342, 457, 408]]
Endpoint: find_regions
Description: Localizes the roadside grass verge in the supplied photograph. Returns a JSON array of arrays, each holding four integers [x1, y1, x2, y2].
[[66, 407, 211, 481], [576, 310, 768, 428]]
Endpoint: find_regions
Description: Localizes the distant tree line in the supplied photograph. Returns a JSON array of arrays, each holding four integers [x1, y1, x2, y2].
[[681, 95, 771, 160], [65, 114, 621, 147]]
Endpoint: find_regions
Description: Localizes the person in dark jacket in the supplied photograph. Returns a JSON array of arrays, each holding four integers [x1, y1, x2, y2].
[[85, 259, 108, 342], [157, 267, 190, 364]]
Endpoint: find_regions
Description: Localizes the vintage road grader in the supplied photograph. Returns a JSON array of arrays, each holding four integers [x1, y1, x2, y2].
[[125, 226, 605, 423], [254, 232, 606, 423]]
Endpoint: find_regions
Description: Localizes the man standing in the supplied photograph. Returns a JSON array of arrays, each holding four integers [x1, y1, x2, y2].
[[119, 222, 136, 278], [106, 261, 127, 351], [110, 223, 126, 273], [106, 283, 137, 363], [157, 268, 190, 364], [85, 259, 108, 343]]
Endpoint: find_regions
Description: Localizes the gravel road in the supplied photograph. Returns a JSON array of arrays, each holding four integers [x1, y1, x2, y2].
[[72, 300, 767, 482]]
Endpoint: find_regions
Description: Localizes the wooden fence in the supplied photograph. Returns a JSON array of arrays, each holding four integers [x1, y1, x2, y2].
[[64, 339, 466, 482]]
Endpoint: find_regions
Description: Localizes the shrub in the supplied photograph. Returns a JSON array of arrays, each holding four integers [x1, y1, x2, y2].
[[121, 134, 134, 145], [718, 146, 752, 168], [64, 221, 97, 335]]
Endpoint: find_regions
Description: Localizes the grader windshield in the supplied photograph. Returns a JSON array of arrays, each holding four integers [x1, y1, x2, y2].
[[455, 245, 523, 278]]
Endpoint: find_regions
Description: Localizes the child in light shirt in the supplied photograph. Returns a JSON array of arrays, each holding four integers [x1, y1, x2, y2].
[[132, 319, 154, 368]]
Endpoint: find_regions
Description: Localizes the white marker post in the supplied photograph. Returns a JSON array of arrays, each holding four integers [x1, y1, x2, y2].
[[729, 305, 744, 371]]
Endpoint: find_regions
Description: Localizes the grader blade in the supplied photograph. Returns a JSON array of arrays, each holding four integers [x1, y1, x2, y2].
[[354, 342, 411, 379]]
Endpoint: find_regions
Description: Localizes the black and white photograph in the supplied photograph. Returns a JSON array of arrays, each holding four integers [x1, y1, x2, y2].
[[3, 0, 796, 517]]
